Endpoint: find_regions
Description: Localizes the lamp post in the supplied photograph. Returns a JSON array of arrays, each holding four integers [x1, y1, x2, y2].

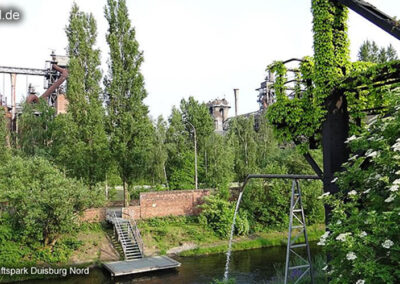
[[187, 121, 198, 190]]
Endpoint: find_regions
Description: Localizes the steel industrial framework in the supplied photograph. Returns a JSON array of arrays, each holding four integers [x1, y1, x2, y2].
[[0, 52, 68, 132], [333, 0, 400, 40], [240, 174, 320, 284]]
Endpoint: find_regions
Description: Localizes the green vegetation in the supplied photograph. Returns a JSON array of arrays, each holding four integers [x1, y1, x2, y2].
[[139, 216, 221, 255], [104, 0, 153, 207], [180, 224, 324, 257], [138, 215, 324, 257], [0, 156, 105, 248], [321, 94, 400, 283], [55, 3, 110, 187], [358, 40, 398, 63], [0, 222, 112, 282]]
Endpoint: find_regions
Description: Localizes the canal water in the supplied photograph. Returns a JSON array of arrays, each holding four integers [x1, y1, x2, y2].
[[23, 245, 322, 284]]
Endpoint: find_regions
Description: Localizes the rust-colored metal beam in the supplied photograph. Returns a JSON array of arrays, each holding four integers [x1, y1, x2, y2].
[[40, 64, 68, 99]]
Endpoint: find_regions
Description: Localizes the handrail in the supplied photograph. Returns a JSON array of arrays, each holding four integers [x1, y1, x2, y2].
[[240, 174, 321, 192], [124, 210, 144, 257], [112, 211, 127, 258]]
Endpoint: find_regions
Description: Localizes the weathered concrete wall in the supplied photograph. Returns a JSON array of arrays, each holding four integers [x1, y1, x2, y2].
[[82, 189, 210, 222]]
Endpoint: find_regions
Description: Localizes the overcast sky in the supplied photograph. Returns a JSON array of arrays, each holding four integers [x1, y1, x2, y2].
[[1, 0, 400, 120]]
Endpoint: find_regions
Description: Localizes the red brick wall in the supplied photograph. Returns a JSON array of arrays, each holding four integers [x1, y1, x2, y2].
[[82, 189, 210, 222], [81, 207, 106, 222]]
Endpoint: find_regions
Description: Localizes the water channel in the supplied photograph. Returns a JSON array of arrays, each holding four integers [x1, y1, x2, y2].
[[23, 244, 322, 284]]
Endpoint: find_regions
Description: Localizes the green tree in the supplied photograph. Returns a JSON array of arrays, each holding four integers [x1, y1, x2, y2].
[[17, 100, 55, 158], [358, 40, 398, 63], [0, 107, 10, 160], [165, 107, 194, 189], [53, 3, 110, 187], [149, 116, 168, 185], [228, 116, 258, 181], [165, 97, 214, 190], [203, 133, 234, 198], [0, 156, 104, 247], [104, 0, 153, 206]]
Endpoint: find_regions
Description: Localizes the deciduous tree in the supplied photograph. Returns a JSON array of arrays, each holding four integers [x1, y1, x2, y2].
[[104, 0, 153, 206]]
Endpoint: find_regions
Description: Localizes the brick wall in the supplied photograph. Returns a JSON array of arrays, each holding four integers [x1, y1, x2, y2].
[[56, 94, 69, 114], [81, 207, 106, 222], [82, 189, 210, 222]]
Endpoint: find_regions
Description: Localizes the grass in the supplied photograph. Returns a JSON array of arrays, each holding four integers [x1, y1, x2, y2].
[[139, 216, 221, 255], [180, 224, 324, 256], [137, 215, 325, 257], [270, 254, 327, 284]]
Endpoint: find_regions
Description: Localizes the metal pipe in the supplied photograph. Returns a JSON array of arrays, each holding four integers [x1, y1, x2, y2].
[[40, 64, 68, 99], [240, 174, 321, 192]]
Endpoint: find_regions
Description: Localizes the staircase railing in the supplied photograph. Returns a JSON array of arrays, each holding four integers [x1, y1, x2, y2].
[[124, 210, 144, 257], [112, 211, 128, 259]]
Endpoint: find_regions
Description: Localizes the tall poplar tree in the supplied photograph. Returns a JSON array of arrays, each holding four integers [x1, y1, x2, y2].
[[54, 3, 109, 187], [104, 0, 153, 206], [0, 107, 10, 160]]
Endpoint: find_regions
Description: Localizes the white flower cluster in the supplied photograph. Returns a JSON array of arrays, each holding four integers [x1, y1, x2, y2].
[[346, 251, 357, 260], [356, 280, 365, 284], [345, 135, 357, 143], [348, 190, 357, 196], [389, 185, 399, 192], [336, 232, 351, 242], [385, 194, 396, 203], [365, 149, 379, 158], [358, 231, 367, 238], [382, 239, 394, 249], [318, 192, 330, 199], [392, 138, 400, 152], [318, 231, 330, 246], [349, 154, 358, 161]]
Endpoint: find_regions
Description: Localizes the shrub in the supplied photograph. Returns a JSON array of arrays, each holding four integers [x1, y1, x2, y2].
[[321, 95, 400, 283], [199, 195, 249, 238], [0, 156, 104, 246]]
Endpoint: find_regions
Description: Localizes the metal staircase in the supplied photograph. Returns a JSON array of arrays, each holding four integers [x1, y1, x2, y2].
[[284, 179, 314, 284], [107, 209, 144, 260]]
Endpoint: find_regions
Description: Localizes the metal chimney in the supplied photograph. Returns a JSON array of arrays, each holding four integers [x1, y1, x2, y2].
[[233, 88, 239, 117]]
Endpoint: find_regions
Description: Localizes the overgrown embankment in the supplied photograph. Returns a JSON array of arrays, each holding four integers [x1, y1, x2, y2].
[[138, 216, 324, 257]]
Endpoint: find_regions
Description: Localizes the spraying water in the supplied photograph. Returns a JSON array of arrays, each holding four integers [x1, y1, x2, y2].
[[223, 190, 244, 281]]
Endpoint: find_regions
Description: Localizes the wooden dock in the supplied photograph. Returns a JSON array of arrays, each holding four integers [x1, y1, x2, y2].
[[103, 256, 181, 277]]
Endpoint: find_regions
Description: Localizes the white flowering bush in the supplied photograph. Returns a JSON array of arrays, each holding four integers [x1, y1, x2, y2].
[[321, 95, 400, 283]]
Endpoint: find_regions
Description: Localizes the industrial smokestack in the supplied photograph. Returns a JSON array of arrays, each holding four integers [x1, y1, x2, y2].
[[233, 88, 239, 117]]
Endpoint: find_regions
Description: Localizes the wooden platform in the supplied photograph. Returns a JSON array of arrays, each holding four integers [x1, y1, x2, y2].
[[103, 256, 181, 277]]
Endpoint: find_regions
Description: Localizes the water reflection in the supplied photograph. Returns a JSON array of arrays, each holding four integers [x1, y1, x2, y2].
[[23, 244, 322, 284]]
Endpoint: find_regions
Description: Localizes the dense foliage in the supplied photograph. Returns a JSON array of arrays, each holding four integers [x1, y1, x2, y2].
[[0, 156, 104, 247], [55, 3, 110, 187], [104, 0, 153, 206], [358, 40, 398, 63], [199, 196, 249, 238], [320, 93, 400, 283], [0, 107, 10, 160]]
